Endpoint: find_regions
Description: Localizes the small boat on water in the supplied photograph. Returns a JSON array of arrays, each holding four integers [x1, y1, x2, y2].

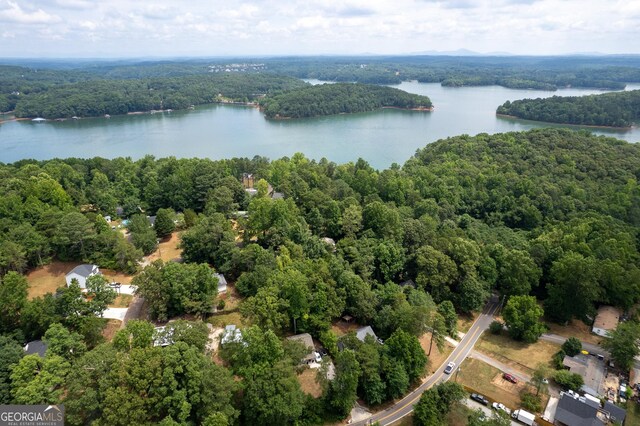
[[32, 117, 46, 122], [104, 114, 111, 118]]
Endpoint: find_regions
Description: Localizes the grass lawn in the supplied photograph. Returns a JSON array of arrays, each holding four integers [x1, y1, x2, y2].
[[626, 401, 640, 426], [458, 358, 523, 410], [220, 284, 242, 311], [26, 261, 78, 299], [208, 311, 246, 328], [330, 320, 360, 337], [546, 319, 603, 346], [476, 332, 560, 373], [111, 294, 133, 308]]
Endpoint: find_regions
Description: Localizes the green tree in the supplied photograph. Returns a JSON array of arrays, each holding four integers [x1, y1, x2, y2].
[[601, 321, 640, 370], [530, 363, 550, 396], [240, 286, 290, 332], [112, 320, 155, 351], [437, 300, 458, 338], [128, 214, 157, 255], [43, 323, 86, 360], [327, 349, 361, 417], [414, 381, 466, 426], [85, 274, 117, 315], [554, 369, 584, 391], [242, 362, 305, 426], [502, 295, 546, 343], [384, 329, 427, 382], [10, 354, 70, 404], [0, 271, 29, 334], [0, 336, 24, 403], [154, 208, 176, 239], [546, 252, 599, 323], [562, 337, 582, 357]]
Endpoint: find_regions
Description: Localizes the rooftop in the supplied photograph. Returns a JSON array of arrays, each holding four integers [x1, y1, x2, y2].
[[563, 354, 605, 397], [555, 392, 604, 426], [356, 326, 378, 342], [67, 264, 99, 278], [286, 333, 315, 362]]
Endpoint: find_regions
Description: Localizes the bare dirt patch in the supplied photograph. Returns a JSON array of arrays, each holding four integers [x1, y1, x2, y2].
[[330, 320, 361, 337], [476, 332, 560, 373], [146, 232, 183, 262], [298, 367, 323, 398], [209, 311, 246, 328], [420, 332, 454, 375], [26, 261, 79, 299], [546, 319, 603, 346], [101, 269, 134, 284]]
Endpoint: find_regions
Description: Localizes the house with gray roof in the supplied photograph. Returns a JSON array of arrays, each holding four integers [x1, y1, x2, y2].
[[287, 333, 316, 364], [24, 340, 47, 357], [356, 326, 379, 343], [65, 264, 101, 289]]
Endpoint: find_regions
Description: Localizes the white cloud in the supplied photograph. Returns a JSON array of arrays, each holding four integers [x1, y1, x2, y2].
[[0, 0, 60, 24], [0, 0, 637, 56]]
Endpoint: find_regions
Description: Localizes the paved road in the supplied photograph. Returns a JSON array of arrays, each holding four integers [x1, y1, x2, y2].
[[540, 333, 609, 357], [353, 296, 501, 425]]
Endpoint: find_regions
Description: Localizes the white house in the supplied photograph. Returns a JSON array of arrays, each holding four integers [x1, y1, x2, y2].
[[65, 264, 100, 289]]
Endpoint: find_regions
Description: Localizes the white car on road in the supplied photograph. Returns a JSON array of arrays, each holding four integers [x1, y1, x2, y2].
[[444, 362, 456, 374]]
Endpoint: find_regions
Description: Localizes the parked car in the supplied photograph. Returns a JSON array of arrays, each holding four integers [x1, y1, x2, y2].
[[444, 362, 456, 374], [314, 351, 322, 363], [492, 402, 511, 415], [502, 372, 518, 383], [471, 393, 489, 405]]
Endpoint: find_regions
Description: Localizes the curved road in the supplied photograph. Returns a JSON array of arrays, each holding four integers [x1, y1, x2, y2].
[[353, 296, 501, 425]]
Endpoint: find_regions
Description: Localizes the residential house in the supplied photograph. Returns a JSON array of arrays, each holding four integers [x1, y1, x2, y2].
[[554, 391, 626, 426], [592, 306, 622, 337], [562, 354, 606, 397], [287, 333, 316, 364], [23, 340, 47, 357], [66, 264, 101, 289], [356, 326, 380, 343]]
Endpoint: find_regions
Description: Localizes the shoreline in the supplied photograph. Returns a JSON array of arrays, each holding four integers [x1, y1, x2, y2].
[[268, 105, 433, 120], [495, 113, 634, 131]]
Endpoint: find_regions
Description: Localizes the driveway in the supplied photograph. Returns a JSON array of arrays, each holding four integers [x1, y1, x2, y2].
[[102, 307, 128, 321], [352, 296, 501, 425]]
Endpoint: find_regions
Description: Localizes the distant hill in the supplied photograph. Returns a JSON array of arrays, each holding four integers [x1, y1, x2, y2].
[[496, 90, 640, 128]]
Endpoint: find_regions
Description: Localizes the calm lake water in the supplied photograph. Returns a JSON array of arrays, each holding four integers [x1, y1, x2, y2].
[[2, 82, 639, 169]]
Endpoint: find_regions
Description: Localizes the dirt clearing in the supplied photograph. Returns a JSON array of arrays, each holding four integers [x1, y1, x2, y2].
[[476, 332, 560, 373], [26, 261, 78, 299], [458, 358, 522, 410], [298, 368, 323, 398]]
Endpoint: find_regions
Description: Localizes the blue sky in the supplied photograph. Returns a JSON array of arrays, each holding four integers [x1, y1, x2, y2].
[[0, 0, 638, 57]]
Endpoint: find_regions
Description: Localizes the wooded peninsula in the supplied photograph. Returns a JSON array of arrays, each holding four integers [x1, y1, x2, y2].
[[496, 89, 640, 128], [260, 83, 433, 119]]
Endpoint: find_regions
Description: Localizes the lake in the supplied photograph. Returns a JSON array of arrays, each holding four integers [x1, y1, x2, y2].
[[1, 82, 639, 169]]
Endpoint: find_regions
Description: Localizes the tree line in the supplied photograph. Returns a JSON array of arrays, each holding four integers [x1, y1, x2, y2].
[[497, 89, 640, 127], [260, 83, 432, 119]]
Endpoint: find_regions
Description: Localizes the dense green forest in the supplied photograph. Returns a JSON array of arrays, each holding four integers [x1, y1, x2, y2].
[[3, 55, 640, 117], [496, 89, 640, 127], [260, 83, 432, 119], [7, 73, 306, 119], [1, 128, 639, 424]]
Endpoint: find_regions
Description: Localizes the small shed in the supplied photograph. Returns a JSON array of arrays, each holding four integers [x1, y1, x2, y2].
[[592, 306, 621, 337], [221, 324, 244, 346], [287, 333, 316, 364], [65, 264, 100, 289]]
